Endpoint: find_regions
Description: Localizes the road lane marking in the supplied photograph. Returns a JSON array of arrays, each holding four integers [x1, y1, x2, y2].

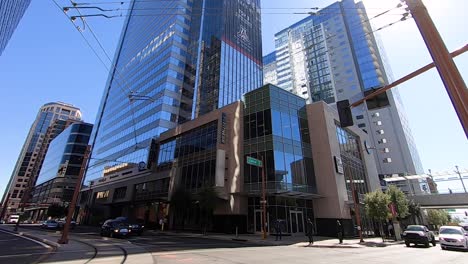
[[0, 229, 51, 249]]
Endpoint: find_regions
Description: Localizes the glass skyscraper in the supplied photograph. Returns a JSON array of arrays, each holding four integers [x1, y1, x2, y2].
[[263, 0, 423, 193], [1, 102, 82, 217], [86, 0, 263, 183], [0, 0, 31, 56]]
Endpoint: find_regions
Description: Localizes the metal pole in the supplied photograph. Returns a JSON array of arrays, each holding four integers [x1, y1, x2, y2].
[[261, 155, 267, 240], [405, 0, 468, 138], [346, 165, 364, 243], [58, 145, 91, 244], [455, 166, 467, 193]]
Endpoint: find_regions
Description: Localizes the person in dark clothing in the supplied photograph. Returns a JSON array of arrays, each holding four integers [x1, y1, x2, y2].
[[336, 220, 344, 244], [274, 220, 282, 241], [306, 218, 314, 245]]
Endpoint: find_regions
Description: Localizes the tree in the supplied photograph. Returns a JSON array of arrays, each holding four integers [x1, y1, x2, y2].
[[386, 185, 409, 219], [196, 187, 218, 235], [364, 190, 391, 241], [170, 187, 192, 230], [407, 200, 421, 224], [427, 209, 450, 229], [47, 204, 66, 218]]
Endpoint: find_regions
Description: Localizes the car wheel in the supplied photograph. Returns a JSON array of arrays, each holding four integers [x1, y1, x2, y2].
[[405, 242, 410, 247], [424, 241, 430, 248], [441, 246, 446, 250]]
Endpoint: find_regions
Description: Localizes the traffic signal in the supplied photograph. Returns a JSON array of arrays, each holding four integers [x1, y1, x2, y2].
[[337, 100, 354, 127]]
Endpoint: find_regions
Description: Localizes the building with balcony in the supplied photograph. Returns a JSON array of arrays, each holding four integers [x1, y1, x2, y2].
[[263, 0, 423, 194], [1, 102, 82, 219]]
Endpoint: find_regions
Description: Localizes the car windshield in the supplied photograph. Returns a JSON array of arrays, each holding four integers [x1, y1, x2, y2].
[[440, 228, 463, 235], [406, 226, 424, 231]]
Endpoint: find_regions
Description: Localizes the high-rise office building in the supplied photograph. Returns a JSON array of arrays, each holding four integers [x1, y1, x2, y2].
[[263, 0, 423, 193], [1, 102, 81, 217], [85, 0, 262, 184], [28, 122, 92, 221], [0, 0, 31, 56]]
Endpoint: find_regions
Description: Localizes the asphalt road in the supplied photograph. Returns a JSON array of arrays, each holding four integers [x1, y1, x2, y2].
[[0, 229, 51, 264]]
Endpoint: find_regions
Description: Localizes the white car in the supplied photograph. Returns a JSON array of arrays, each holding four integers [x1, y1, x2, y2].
[[439, 226, 468, 250]]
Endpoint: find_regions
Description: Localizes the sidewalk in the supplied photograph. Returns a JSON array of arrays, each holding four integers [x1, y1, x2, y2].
[[147, 229, 405, 248]]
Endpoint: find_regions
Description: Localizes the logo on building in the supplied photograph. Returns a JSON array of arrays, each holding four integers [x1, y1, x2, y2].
[[221, 113, 227, 144]]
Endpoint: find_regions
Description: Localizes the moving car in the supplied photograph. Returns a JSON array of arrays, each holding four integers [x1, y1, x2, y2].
[[439, 225, 468, 250], [114, 217, 144, 236], [41, 220, 60, 230], [100, 219, 130, 238], [8, 215, 20, 224], [402, 225, 436, 247]]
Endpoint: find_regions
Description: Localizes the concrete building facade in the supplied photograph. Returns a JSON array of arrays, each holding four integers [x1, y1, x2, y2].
[[79, 85, 379, 236]]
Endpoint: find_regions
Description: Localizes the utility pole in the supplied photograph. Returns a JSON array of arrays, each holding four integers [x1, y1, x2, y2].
[[404, 0, 468, 138], [454, 166, 467, 193], [58, 145, 91, 244]]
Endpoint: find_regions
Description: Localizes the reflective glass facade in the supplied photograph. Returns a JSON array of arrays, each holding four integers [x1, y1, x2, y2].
[[243, 84, 316, 194], [157, 121, 218, 192], [32, 123, 92, 206], [0, 0, 31, 55], [86, 0, 262, 184], [1, 102, 81, 213], [264, 0, 423, 185]]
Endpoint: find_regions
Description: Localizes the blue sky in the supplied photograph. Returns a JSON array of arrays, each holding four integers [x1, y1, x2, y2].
[[0, 0, 467, 196]]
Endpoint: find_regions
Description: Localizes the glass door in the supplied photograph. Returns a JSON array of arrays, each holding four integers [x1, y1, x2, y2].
[[290, 210, 304, 234], [254, 209, 269, 233]]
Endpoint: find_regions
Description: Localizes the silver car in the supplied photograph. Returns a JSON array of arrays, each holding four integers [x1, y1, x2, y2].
[[439, 226, 468, 250]]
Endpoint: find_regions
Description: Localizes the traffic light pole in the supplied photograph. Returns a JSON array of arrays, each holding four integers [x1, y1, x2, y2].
[[58, 145, 91, 244], [405, 0, 468, 138]]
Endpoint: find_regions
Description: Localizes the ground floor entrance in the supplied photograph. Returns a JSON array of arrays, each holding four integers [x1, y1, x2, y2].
[[247, 196, 314, 235]]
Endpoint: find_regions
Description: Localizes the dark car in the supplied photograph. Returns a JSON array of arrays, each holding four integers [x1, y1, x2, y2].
[[114, 217, 144, 236], [402, 225, 436, 247], [41, 220, 60, 230], [100, 219, 130, 238]]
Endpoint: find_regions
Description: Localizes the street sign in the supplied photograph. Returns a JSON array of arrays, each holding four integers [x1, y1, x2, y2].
[[247, 156, 262, 167]]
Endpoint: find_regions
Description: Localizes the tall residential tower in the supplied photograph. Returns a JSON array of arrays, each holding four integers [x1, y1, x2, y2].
[[263, 0, 423, 193], [1, 102, 81, 217]]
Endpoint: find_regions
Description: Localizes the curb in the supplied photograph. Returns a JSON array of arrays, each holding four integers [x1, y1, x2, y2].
[[20, 231, 61, 249], [0, 226, 60, 249]]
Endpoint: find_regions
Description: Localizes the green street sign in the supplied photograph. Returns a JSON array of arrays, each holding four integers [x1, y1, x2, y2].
[[247, 156, 262, 167]]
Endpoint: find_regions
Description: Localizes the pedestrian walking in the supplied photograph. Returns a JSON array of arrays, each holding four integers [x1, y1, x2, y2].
[[306, 218, 314, 245], [274, 219, 282, 241], [336, 220, 344, 244], [387, 222, 394, 240]]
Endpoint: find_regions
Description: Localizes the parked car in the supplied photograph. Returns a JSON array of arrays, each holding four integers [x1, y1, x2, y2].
[[41, 220, 60, 230], [439, 225, 468, 250], [402, 225, 436, 247], [114, 217, 144, 236], [100, 219, 130, 238]]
